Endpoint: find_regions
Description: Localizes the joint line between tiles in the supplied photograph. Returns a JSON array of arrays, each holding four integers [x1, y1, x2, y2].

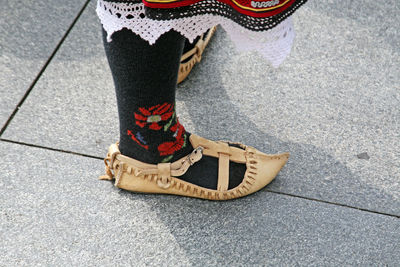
[[0, 0, 92, 137], [266, 189, 400, 219], [0, 138, 103, 160], [1, 138, 399, 219]]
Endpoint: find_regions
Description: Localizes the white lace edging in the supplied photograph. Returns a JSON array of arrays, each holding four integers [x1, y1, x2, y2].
[[96, 0, 295, 67]]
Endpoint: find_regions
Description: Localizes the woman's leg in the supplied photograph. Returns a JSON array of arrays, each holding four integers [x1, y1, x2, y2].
[[103, 28, 188, 163], [102, 28, 245, 189]]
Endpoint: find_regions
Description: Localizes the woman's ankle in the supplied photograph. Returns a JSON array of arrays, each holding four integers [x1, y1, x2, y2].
[[118, 102, 194, 164]]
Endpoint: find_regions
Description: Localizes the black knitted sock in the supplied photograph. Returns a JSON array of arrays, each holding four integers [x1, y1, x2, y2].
[[103, 28, 245, 189]]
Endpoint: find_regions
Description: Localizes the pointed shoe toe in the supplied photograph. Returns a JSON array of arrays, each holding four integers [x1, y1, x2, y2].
[[244, 149, 290, 195], [99, 134, 289, 201]]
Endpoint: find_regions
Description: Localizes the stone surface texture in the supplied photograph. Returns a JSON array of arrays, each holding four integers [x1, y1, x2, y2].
[[1, 142, 399, 266], [1, 0, 399, 265], [3, 1, 399, 215], [0, 0, 86, 125]]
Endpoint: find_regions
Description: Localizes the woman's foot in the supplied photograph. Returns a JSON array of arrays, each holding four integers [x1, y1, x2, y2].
[[119, 101, 246, 190], [100, 133, 289, 200]]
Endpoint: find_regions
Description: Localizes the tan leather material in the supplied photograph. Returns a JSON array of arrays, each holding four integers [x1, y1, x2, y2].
[[99, 134, 290, 201], [177, 26, 217, 84], [117, 146, 203, 177], [189, 134, 246, 163], [216, 141, 230, 154], [157, 163, 171, 189], [217, 152, 230, 191], [98, 143, 121, 180]]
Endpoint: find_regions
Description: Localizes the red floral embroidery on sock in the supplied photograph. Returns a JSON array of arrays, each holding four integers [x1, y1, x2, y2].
[[134, 103, 174, 130], [127, 130, 149, 150], [158, 120, 186, 156], [130, 103, 187, 156]]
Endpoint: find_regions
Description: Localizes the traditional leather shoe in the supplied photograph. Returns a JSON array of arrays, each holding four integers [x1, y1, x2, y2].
[[177, 26, 217, 84], [99, 134, 289, 200]]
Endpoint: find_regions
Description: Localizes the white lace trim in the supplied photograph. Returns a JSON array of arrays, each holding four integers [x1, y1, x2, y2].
[[96, 0, 295, 67]]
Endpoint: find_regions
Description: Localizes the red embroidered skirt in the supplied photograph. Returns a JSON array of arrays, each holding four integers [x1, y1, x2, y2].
[[98, 0, 308, 66], [143, 0, 307, 26]]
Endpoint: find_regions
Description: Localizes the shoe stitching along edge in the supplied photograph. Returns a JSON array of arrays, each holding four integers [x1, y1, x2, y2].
[[100, 140, 287, 200]]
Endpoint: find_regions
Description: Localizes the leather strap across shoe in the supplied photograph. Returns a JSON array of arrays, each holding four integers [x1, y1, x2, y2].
[[99, 134, 289, 200], [177, 26, 217, 84]]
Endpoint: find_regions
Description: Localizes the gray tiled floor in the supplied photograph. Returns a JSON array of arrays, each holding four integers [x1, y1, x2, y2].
[[2, 0, 118, 153], [1, 0, 399, 265], [0, 0, 87, 126], [1, 141, 399, 266], [3, 1, 400, 215]]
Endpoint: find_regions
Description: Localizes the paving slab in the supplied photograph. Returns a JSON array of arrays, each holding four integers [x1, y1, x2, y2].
[[1, 141, 399, 266], [2, 0, 399, 217], [2, 0, 118, 152], [0, 0, 86, 126]]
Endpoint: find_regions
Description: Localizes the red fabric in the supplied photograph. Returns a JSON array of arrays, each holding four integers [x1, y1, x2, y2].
[[158, 120, 186, 156], [143, 0, 296, 18], [134, 103, 174, 130]]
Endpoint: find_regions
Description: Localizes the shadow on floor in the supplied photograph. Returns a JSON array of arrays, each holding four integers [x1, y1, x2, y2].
[[108, 28, 398, 265]]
